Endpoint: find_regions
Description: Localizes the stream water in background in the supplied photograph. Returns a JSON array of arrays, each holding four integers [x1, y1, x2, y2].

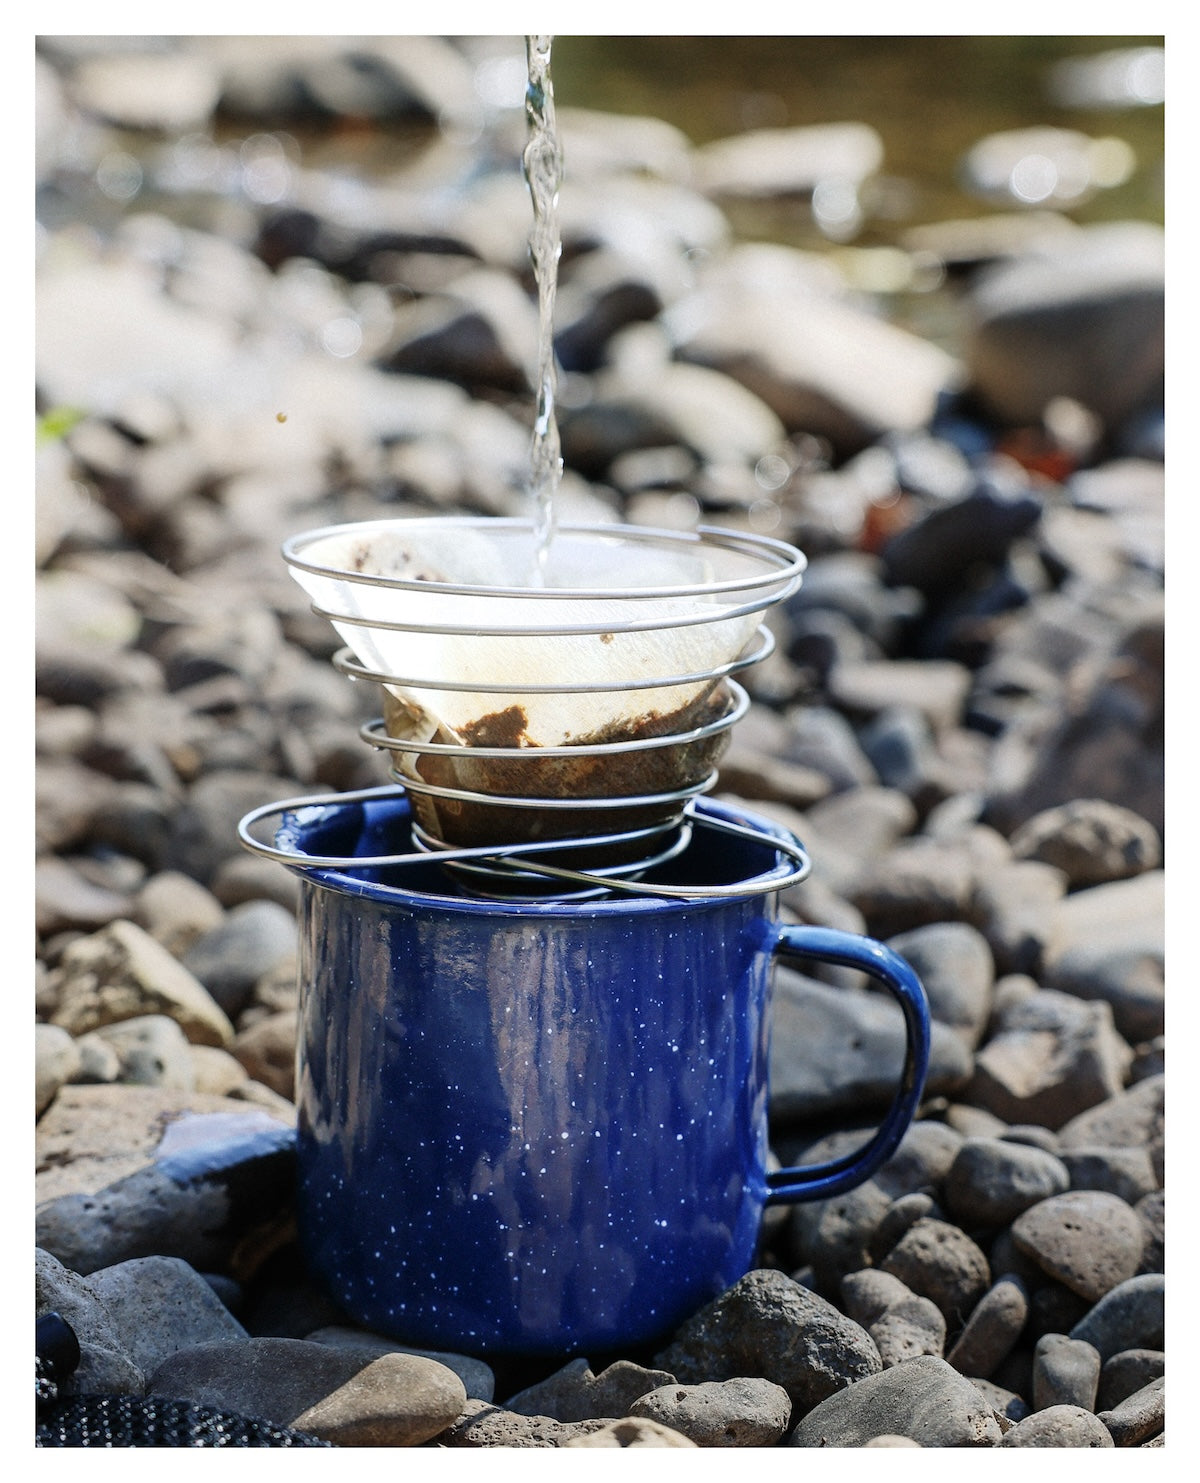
[[38, 35, 1162, 430], [522, 34, 565, 583], [550, 34, 1164, 241]]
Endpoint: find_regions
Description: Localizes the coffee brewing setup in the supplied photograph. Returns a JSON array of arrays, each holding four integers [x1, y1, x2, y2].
[[237, 38, 930, 1358]]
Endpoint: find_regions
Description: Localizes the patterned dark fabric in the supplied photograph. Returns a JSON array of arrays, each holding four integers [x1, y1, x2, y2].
[[36, 1393, 334, 1448], [35, 1312, 333, 1449]]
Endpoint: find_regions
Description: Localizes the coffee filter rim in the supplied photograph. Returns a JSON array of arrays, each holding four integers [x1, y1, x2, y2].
[[283, 517, 806, 603]]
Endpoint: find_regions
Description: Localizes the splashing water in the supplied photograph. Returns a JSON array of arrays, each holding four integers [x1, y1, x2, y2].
[[523, 34, 564, 583]]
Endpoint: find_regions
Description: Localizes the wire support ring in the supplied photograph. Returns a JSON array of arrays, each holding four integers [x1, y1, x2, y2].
[[236, 786, 812, 901]]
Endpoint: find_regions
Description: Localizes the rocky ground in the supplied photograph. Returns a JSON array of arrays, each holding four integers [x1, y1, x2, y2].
[[35, 37, 1164, 1447]]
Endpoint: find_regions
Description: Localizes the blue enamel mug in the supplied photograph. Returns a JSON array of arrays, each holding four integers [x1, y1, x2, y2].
[[243, 787, 930, 1358]]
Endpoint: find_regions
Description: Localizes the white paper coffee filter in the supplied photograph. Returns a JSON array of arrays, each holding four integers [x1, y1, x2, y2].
[[284, 519, 804, 747]]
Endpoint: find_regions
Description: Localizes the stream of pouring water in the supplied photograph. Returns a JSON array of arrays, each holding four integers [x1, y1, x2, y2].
[[523, 34, 564, 583]]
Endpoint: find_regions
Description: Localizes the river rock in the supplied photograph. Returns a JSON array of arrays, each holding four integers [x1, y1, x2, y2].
[[945, 1274, 1029, 1379], [1098, 1376, 1165, 1446], [962, 221, 1164, 433], [785, 550, 922, 654], [48, 918, 235, 1047], [878, 1218, 991, 1329], [163, 768, 315, 886], [231, 1010, 298, 1100], [872, 1119, 964, 1197], [984, 602, 1164, 841], [380, 267, 536, 396], [884, 921, 994, 1049], [304, 1326, 494, 1403], [85, 1254, 249, 1376], [998, 1403, 1115, 1448], [573, 328, 790, 475], [961, 126, 1133, 210], [36, 1247, 147, 1396], [1032, 1333, 1101, 1412], [666, 255, 959, 457], [944, 1102, 1008, 1139], [942, 1136, 1071, 1228], [776, 706, 879, 793], [36, 1087, 294, 1275], [864, 1295, 947, 1368], [692, 120, 884, 199], [799, 785, 918, 897], [769, 966, 971, 1121], [1135, 1189, 1164, 1274], [628, 1377, 792, 1446], [838, 1267, 946, 1366], [970, 859, 1067, 977], [147, 1337, 467, 1446], [190, 1044, 250, 1095], [131, 870, 227, 957], [1003, 1124, 1062, 1153], [965, 987, 1132, 1129], [867, 1192, 943, 1263], [790, 1181, 892, 1294], [506, 1358, 675, 1422], [70, 50, 221, 133], [153, 601, 284, 692], [788, 1355, 1002, 1447], [1026, 1281, 1093, 1342], [1011, 1190, 1145, 1302], [1056, 1073, 1164, 1161], [181, 900, 298, 1020], [36, 856, 133, 937], [1040, 870, 1164, 1043], [1060, 1145, 1158, 1205], [849, 710, 954, 806], [880, 469, 1042, 599], [1097, 1349, 1165, 1412], [970, 1377, 1029, 1428], [432, 1399, 613, 1448], [849, 836, 978, 938], [93, 1013, 196, 1089], [785, 1125, 961, 1269], [653, 1267, 881, 1414], [73, 1031, 122, 1084], [839, 1269, 914, 1327], [828, 658, 971, 736], [1129, 1037, 1164, 1083], [1009, 799, 1160, 889], [36, 1023, 82, 1117], [561, 1417, 697, 1448], [1068, 1274, 1164, 1361]]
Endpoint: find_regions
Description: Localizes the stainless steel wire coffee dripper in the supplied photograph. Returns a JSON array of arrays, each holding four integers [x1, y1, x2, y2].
[[239, 514, 812, 900]]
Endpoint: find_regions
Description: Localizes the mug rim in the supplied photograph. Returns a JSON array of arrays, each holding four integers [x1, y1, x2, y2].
[[277, 792, 800, 917]]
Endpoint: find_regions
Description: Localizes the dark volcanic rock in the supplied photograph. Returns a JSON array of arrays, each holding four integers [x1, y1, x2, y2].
[[878, 1218, 991, 1329], [628, 1376, 793, 1446], [653, 1268, 881, 1415], [505, 1358, 675, 1423]]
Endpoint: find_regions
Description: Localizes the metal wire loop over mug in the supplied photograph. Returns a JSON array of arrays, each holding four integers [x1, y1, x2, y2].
[[236, 785, 812, 901]]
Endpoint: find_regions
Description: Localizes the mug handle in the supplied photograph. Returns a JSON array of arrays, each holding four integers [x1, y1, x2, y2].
[[764, 925, 931, 1205]]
